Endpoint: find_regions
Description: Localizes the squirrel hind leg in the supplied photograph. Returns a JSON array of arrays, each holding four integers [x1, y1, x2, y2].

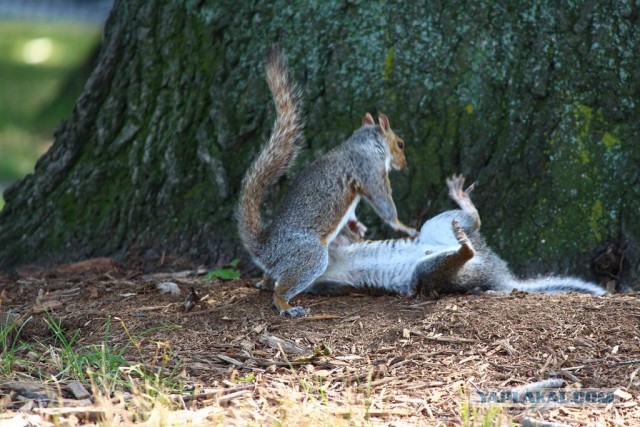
[[446, 174, 481, 231], [452, 219, 475, 261], [273, 284, 308, 317], [415, 222, 477, 295], [271, 245, 329, 317]]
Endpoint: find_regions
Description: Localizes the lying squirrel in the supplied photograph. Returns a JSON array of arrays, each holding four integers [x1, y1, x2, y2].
[[297, 175, 606, 297], [238, 48, 417, 316]]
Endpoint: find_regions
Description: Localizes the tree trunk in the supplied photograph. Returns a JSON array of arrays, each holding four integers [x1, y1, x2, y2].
[[1, 1, 638, 287]]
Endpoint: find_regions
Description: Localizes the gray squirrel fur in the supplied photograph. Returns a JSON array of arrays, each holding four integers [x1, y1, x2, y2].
[[305, 175, 607, 297], [237, 48, 417, 317]]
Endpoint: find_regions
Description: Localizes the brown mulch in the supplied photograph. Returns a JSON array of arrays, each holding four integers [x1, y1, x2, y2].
[[1, 261, 639, 426]]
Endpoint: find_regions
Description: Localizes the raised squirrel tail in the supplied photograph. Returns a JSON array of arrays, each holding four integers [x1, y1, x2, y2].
[[510, 277, 607, 296], [238, 48, 303, 256]]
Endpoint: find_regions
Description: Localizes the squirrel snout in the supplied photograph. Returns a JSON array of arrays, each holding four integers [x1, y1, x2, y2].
[[393, 163, 406, 171], [391, 159, 407, 170]]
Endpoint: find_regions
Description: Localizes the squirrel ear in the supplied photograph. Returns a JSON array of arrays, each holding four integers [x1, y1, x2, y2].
[[362, 113, 375, 126], [378, 113, 390, 134]]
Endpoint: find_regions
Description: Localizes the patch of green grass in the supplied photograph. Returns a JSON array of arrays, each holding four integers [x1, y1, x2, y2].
[[0, 20, 99, 183], [0, 312, 33, 375], [43, 313, 130, 392], [26, 313, 186, 401], [206, 258, 241, 280], [1, 313, 199, 424]]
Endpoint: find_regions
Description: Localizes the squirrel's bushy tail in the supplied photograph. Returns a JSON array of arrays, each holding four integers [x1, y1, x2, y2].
[[238, 48, 303, 256], [509, 277, 606, 295]]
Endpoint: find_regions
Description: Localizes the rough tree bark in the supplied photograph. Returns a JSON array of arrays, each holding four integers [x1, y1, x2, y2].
[[1, 1, 638, 287]]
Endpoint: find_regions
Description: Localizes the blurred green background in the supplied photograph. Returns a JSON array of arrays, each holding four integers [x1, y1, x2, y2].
[[0, 20, 100, 210]]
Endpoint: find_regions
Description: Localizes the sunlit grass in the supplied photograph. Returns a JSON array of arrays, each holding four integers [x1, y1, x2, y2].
[[2, 312, 193, 421]]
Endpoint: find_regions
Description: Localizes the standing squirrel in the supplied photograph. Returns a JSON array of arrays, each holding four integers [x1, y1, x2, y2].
[[308, 175, 606, 297], [237, 48, 417, 317]]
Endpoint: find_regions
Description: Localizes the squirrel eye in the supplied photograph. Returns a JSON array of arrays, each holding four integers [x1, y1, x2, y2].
[[397, 141, 404, 150]]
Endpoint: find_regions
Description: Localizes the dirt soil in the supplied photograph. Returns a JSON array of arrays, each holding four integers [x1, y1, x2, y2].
[[1, 262, 640, 426]]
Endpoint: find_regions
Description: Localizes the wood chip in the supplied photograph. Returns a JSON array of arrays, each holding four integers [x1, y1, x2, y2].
[[511, 379, 565, 397], [141, 269, 208, 281], [499, 339, 517, 356], [359, 377, 396, 389], [33, 300, 64, 313], [157, 281, 181, 296], [335, 355, 363, 361], [405, 381, 446, 390], [259, 334, 312, 357], [331, 408, 412, 418], [425, 335, 476, 344], [302, 314, 340, 321], [2, 381, 56, 398], [54, 258, 121, 277], [34, 407, 106, 423], [520, 417, 570, 427], [217, 389, 252, 404], [174, 385, 254, 403], [216, 354, 245, 367], [614, 389, 633, 401], [66, 380, 91, 400], [458, 355, 480, 364], [556, 369, 581, 384]]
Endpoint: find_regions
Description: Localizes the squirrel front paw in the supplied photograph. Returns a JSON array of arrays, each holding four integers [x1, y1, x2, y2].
[[447, 174, 475, 199], [348, 220, 368, 238]]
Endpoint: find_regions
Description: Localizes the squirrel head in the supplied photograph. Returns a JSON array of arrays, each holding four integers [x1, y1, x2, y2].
[[369, 113, 407, 171]]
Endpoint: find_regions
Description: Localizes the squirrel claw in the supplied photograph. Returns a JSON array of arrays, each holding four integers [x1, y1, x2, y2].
[[348, 220, 368, 238], [465, 181, 477, 194], [279, 306, 308, 317]]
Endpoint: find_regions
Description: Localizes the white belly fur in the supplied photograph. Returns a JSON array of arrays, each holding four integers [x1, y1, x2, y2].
[[320, 238, 462, 294], [325, 195, 360, 245]]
